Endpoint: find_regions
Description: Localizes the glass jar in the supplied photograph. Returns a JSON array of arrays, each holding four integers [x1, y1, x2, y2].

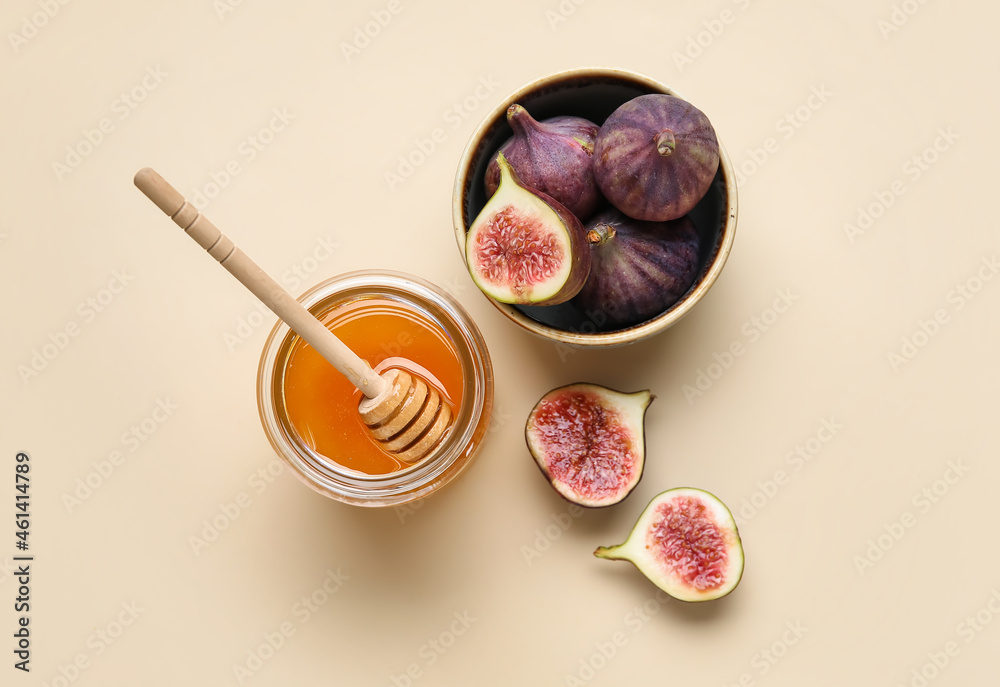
[[257, 270, 494, 507]]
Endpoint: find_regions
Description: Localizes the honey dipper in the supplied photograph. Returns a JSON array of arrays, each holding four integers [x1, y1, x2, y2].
[[134, 168, 452, 464]]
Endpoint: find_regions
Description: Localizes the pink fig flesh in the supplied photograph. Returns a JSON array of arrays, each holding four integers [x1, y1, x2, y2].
[[525, 383, 653, 508], [472, 206, 565, 292], [648, 495, 732, 592]]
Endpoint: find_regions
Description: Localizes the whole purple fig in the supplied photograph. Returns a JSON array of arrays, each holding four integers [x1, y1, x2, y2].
[[594, 94, 720, 222], [484, 104, 601, 221], [573, 209, 701, 328]]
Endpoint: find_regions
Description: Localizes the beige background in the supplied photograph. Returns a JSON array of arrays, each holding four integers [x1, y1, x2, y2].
[[2, 0, 999, 685]]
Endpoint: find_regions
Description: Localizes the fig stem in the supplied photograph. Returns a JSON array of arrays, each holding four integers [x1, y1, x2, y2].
[[586, 223, 616, 246], [593, 545, 627, 560], [506, 103, 536, 135], [655, 129, 676, 156]]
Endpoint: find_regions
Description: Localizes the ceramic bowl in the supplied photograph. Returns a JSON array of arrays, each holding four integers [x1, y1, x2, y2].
[[452, 67, 738, 348]]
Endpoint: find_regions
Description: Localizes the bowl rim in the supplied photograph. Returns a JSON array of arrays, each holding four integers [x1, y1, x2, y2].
[[451, 66, 739, 348]]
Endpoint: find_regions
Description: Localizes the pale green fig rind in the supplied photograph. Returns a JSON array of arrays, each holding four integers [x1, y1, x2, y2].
[[466, 154, 591, 306], [525, 383, 653, 508], [594, 487, 744, 602]]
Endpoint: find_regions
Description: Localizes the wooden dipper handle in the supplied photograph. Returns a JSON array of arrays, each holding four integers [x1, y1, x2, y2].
[[133, 167, 386, 399]]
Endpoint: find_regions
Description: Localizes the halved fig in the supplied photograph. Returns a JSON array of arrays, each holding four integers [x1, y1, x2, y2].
[[525, 383, 653, 508], [466, 153, 591, 306], [595, 487, 744, 601]]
